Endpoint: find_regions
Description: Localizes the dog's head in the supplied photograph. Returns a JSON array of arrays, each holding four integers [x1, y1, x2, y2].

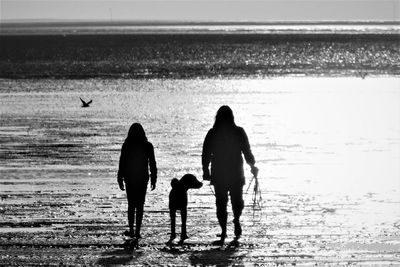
[[178, 174, 203, 190]]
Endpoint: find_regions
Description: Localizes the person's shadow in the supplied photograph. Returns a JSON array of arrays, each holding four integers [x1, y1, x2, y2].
[[96, 246, 143, 266], [97, 241, 245, 266]]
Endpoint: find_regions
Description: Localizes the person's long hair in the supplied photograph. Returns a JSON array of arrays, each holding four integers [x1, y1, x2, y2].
[[125, 123, 148, 145], [213, 105, 236, 128]]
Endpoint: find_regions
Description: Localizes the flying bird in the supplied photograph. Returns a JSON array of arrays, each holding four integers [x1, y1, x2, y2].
[[80, 97, 92, 108]]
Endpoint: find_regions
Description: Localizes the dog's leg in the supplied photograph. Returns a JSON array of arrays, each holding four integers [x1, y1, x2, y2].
[[169, 209, 176, 241], [180, 209, 188, 241]]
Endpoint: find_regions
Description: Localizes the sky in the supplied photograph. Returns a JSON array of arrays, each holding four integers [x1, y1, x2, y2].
[[1, 0, 399, 22]]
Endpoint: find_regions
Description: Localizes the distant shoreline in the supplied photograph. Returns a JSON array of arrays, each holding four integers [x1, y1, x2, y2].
[[2, 20, 399, 25], [1, 21, 399, 36]]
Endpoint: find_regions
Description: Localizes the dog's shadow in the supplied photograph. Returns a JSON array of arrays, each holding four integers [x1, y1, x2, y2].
[[163, 240, 245, 266], [189, 246, 244, 266]]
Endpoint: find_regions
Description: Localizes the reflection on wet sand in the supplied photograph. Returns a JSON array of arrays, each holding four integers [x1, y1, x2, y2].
[[1, 78, 399, 265]]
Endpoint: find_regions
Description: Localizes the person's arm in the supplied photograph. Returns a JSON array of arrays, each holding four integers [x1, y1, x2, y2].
[[202, 130, 213, 180], [240, 128, 258, 177], [148, 142, 157, 190], [117, 143, 126, 191]]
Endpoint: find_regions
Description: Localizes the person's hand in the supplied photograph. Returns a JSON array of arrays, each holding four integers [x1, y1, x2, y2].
[[118, 181, 125, 191], [251, 165, 259, 178], [151, 183, 156, 191]]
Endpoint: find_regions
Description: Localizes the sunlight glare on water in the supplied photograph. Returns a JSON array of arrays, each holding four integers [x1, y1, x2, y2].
[[236, 78, 400, 195], [1, 77, 399, 234]]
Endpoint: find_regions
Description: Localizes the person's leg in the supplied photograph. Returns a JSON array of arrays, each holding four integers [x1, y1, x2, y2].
[[230, 185, 244, 238], [180, 209, 188, 240], [135, 204, 143, 239], [128, 206, 135, 236], [134, 185, 147, 239], [214, 185, 228, 239], [126, 186, 135, 237]]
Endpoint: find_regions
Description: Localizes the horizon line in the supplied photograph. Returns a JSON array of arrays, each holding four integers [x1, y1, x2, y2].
[[2, 19, 400, 25]]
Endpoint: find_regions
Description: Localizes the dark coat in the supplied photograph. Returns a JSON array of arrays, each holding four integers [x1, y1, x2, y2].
[[117, 141, 157, 187], [202, 125, 255, 188]]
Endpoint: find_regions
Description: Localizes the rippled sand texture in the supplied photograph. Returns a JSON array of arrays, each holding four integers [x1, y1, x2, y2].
[[1, 78, 400, 265]]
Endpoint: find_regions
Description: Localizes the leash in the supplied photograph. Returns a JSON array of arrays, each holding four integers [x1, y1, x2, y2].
[[246, 174, 263, 222], [207, 173, 264, 223]]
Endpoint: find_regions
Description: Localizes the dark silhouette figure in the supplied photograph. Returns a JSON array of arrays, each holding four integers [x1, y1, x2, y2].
[[80, 97, 92, 107], [168, 174, 203, 245], [202, 105, 258, 245], [117, 123, 157, 241]]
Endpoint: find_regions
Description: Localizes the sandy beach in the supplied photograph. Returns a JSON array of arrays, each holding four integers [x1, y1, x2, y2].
[[1, 77, 399, 266]]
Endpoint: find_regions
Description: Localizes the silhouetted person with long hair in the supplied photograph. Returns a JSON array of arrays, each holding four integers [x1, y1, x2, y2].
[[202, 106, 258, 245], [117, 123, 157, 241]]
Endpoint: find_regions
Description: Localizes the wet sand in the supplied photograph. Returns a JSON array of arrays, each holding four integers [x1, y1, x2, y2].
[[1, 171, 399, 266], [1, 78, 400, 265]]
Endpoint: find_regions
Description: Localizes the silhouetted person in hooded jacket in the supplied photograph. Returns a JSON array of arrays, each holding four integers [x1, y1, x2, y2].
[[117, 123, 157, 240], [202, 106, 258, 244]]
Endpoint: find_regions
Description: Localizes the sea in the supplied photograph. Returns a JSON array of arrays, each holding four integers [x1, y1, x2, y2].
[[0, 23, 399, 265]]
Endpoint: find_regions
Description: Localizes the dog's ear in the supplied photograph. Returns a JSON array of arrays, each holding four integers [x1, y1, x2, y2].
[[171, 178, 179, 188]]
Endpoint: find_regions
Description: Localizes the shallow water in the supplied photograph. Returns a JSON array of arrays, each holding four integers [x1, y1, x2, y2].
[[2, 33, 399, 79], [1, 77, 400, 265]]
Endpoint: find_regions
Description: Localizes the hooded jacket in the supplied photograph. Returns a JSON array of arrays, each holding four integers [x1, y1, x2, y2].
[[202, 125, 255, 188], [117, 140, 157, 186]]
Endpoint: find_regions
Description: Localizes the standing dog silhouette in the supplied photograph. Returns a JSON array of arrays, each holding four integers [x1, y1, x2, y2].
[[168, 174, 202, 244]]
